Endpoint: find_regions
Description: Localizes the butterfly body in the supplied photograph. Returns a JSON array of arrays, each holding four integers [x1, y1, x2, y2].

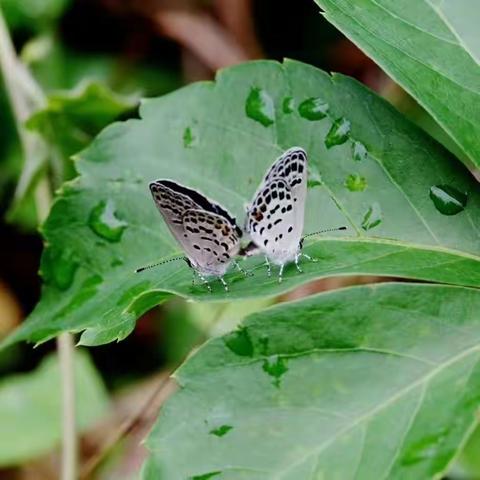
[[149, 180, 243, 287], [245, 147, 309, 280]]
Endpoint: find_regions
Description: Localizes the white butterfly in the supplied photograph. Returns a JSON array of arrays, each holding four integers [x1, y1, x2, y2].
[[138, 180, 246, 291], [244, 147, 314, 281]]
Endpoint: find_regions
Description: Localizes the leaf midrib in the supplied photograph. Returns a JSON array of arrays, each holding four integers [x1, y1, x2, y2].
[[338, 0, 480, 97], [424, 0, 480, 67]]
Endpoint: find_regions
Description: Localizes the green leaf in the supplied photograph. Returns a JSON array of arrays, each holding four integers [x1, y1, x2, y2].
[[142, 283, 480, 479], [3, 60, 479, 348], [26, 81, 138, 164], [314, 0, 480, 168], [0, 349, 108, 466], [457, 424, 480, 477]]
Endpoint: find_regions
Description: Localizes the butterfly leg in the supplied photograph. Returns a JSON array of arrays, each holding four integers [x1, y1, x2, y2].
[[278, 264, 284, 283], [197, 272, 212, 293], [301, 252, 318, 263], [234, 260, 253, 277], [265, 256, 272, 277], [218, 276, 229, 292], [294, 253, 303, 273]]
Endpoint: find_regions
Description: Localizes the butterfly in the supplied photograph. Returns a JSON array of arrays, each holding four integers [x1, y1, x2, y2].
[[244, 146, 347, 282], [137, 180, 247, 291]]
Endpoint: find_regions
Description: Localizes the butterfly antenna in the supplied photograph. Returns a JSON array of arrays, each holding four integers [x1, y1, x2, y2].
[[302, 226, 347, 239], [136, 256, 185, 273]]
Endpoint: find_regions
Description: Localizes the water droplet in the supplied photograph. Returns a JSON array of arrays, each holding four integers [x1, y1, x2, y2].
[[325, 117, 351, 148], [307, 168, 323, 188], [41, 248, 78, 290], [352, 141, 368, 161], [89, 200, 128, 242], [209, 425, 233, 437], [429, 185, 467, 215], [262, 355, 288, 388], [361, 202, 382, 231], [245, 87, 275, 127], [224, 327, 253, 357], [344, 174, 367, 192], [282, 96, 295, 114], [401, 430, 448, 465], [258, 335, 269, 354], [191, 472, 221, 480], [183, 126, 196, 148], [111, 258, 123, 267], [298, 97, 329, 121]]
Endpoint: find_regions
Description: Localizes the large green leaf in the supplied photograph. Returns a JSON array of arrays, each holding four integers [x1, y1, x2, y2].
[[3, 60, 479, 348], [0, 349, 108, 466], [142, 282, 480, 479], [313, 0, 480, 169]]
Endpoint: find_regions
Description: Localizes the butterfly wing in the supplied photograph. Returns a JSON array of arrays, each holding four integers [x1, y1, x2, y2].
[[149, 179, 242, 255], [246, 178, 297, 256], [149, 181, 199, 250], [263, 147, 307, 233], [182, 209, 241, 275], [246, 147, 307, 261]]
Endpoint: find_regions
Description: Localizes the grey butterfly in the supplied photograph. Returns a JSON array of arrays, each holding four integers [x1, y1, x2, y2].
[[137, 180, 246, 291], [243, 147, 315, 281]]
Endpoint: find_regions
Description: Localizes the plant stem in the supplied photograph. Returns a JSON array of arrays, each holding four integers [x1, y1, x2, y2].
[[58, 332, 77, 480], [0, 8, 77, 480]]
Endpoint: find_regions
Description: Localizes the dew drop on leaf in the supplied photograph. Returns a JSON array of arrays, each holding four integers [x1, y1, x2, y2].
[[352, 141, 368, 161], [245, 86, 275, 127], [41, 247, 79, 290], [88, 199, 128, 242], [262, 355, 288, 388], [344, 174, 367, 192], [258, 335, 269, 354], [209, 424, 233, 437], [400, 430, 448, 466], [307, 168, 323, 189], [298, 97, 329, 120], [282, 96, 295, 114], [183, 126, 196, 148], [110, 258, 123, 267], [429, 185, 467, 215], [325, 117, 351, 148], [190, 472, 222, 480], [361, 202, 382, 231], [224, 327, 253, 357]]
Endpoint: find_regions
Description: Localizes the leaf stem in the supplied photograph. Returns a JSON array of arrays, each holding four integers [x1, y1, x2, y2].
[[0, 8, 77, 480]]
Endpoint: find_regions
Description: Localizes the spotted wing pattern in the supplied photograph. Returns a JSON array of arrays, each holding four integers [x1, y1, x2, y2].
[[149, 180, 241, 275], [246, 178, 296, 254], [264, 147, 307, 189], [182, 209, 241, 271], [246, 147, 307, 258]]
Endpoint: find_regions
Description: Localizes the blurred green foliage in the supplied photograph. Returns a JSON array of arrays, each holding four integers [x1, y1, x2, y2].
[[0, 0, 71, 32], [0, 349, 108, 466]]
